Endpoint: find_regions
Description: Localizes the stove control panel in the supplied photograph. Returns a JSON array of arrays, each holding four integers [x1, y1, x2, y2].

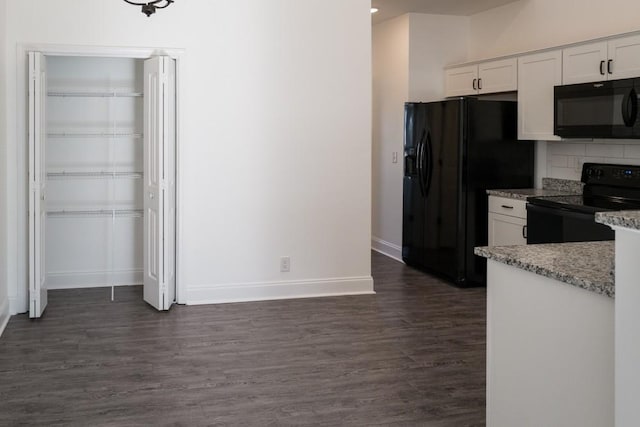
[[582, 163, 640, 187]]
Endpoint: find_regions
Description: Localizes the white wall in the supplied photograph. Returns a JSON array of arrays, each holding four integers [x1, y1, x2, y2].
[[4, 0, 373, 313], [0, 0, 9, 332], [469, 0, 640, 61], [371, 13, 468, 260], [408, 14, 469, 102], [372, 15, 409, 261], [469, 0, 640, 182]]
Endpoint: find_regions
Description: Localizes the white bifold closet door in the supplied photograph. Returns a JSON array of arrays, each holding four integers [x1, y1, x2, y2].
[[28, 54, 176, 317], [143, 56, 176, 311], [28, 52, 48, 318]]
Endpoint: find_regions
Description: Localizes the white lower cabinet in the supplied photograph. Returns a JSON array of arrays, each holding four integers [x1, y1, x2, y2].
[[488, 196, 527, 246]]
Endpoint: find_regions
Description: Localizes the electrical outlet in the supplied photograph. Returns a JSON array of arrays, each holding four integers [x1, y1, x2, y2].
[[392, 152, 398, 164], [280, 256, 290, 272]]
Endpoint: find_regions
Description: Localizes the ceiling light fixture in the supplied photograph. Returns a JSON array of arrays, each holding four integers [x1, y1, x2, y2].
[[371, 8, 379, 14], [124, 0, 175, 17]]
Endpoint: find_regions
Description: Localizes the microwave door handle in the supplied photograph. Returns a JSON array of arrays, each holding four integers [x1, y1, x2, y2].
[[622, 88, 638, 127]]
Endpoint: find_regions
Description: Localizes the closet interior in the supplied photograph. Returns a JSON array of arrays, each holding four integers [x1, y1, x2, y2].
[[45, 56, 145, 291]]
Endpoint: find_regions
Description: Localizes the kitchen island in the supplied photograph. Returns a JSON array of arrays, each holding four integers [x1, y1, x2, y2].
[[475, 241, 614, 427], [596, 211, 640, 427]]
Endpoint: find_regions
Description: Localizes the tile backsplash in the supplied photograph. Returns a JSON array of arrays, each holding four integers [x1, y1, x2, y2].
[[546, 140, 640, 180]]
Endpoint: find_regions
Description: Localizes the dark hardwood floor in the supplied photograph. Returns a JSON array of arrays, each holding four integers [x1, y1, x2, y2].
[[0, 252, 486, 426]]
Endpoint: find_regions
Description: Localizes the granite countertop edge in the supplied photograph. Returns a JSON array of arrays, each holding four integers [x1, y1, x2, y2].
[[475, 245, 615, 298], [486, 188, 572, 201], [596, 210, 640, 231], [487, 178, 584, 201]]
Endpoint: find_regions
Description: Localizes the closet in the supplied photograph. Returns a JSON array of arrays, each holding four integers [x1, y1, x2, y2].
[[28, 52, 177, 318]]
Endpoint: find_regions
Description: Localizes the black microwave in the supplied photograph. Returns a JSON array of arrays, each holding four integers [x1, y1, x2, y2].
[[554, 77, 640, 139]]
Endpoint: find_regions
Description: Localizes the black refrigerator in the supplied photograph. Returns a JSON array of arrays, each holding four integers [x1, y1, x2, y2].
[[402, 98, 534, 287]]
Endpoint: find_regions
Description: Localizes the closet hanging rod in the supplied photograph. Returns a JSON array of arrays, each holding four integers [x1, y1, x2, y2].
[[46, 171, 144, 180], [47, 91, 144, 98], [47, 132, 143, 139], [47, 209, 144, 218]]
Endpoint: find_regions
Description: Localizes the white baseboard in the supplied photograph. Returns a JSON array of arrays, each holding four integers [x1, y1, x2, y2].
[[0, 298, 10, 338], [186, 276, 375, 305], [371, 237, 404, 263], [47, 269, 142, 290]]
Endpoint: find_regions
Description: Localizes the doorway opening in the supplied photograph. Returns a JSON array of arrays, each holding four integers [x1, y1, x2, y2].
[[27, 51, 179, 318]]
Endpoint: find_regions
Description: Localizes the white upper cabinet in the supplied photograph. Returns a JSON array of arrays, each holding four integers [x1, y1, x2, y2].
[[563, 41, 608, 84], [445, 64, 478, 97], [478, 58, 518, 94], [608, 34, 640, 79], [445, 58, 517, 97], [518, 50, 562, 141], [563, 34, 640, 84]]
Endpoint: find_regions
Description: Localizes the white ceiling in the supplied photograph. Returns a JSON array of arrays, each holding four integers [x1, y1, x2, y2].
[[371, 0, 521, 24]]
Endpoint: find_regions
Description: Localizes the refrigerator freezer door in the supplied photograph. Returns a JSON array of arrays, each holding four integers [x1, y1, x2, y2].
[[402, 103, 426, 264]]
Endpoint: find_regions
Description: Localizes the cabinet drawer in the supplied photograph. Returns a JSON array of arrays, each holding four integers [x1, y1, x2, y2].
[[489, 196, 527, 218], [488, 213, 527, 246]]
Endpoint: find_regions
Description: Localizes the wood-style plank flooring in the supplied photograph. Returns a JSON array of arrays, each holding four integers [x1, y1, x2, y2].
[[0, 252, 486, 426]]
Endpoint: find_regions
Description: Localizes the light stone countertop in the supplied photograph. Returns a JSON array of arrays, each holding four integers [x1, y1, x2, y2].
[[596, 210, 640, 231], [487, 178, 583, 201], [475, 241, 615, 298], [486, 188, 574, 201]]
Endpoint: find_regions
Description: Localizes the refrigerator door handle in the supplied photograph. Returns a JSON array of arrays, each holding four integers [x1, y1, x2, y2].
[[417, 130, 426, 197], [424, 132, 434, 196]]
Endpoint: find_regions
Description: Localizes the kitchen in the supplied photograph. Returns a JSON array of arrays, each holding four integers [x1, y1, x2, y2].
[[373, 0, 640, 426], [1, 0, 640, 425]]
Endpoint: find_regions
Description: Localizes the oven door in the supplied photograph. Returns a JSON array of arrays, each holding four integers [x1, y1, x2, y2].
[[554, 78, 640, 139], [526, 204, 614, 244]]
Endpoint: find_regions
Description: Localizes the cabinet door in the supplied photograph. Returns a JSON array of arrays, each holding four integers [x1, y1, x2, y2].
[[608, 34, 640, 79], [563, 41, 608, 84], [478, 58, 518, 94], [488, 212, 527, 246], [517, 50, 562, 141], [445, 65, 478, 97]]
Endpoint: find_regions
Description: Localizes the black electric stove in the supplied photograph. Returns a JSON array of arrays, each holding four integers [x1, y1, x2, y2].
[[527, 163, 640, 244]]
